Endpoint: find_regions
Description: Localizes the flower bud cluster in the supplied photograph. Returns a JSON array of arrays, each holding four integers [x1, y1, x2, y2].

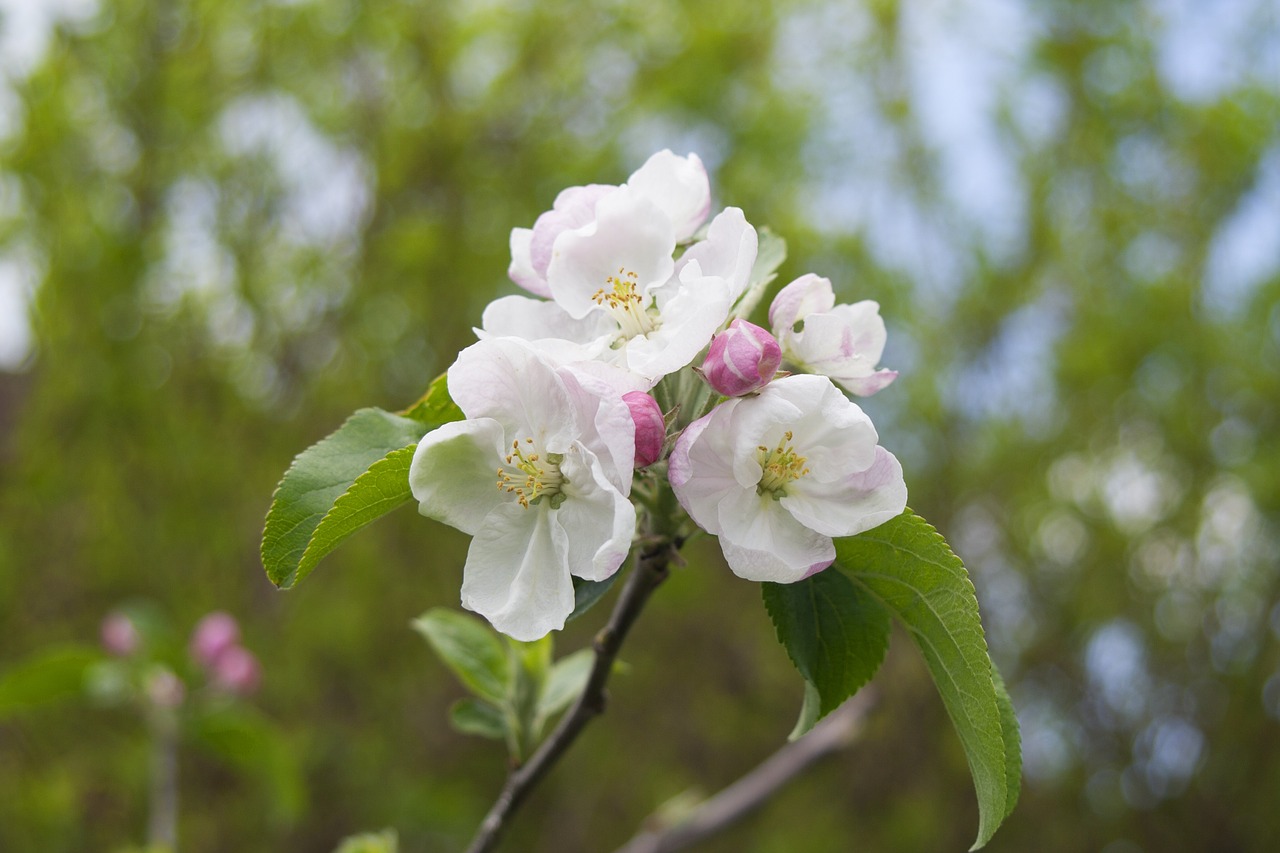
[[411, 151, 906, 639]]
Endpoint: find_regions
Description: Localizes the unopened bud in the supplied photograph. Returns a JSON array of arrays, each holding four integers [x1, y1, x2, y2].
[[622, 391, 665, 468], [699, 319, 781, 396], [190, 612, 239, 668], [101, 612, 140, 657], [211, 646, 262, 696]]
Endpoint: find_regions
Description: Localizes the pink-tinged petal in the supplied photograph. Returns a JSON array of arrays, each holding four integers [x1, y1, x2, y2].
[[622, 391, 665, 468], [447, 338, 579, 451], [700, 319, 781, 396], [839, 368, 899, 396], [668, 402, 742, 535], [410, 418, 511, 537], [190, 612, 239, 668], [546, 188, 676, 320], [781, 446, 907, 537], [529, 183, 615, 277], [626, 150, 711, 241], [792, 303, 889, 375], [462, 502, 574, 641], [768, 273, 836, 333], [508, 228, 550, 297], [679, 207, 758, 301], [556, 446, 636, 581]]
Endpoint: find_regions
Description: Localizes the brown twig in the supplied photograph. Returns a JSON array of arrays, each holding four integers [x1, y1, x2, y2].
[[463, 540, 675, 853], [612, 688, 880, 853]]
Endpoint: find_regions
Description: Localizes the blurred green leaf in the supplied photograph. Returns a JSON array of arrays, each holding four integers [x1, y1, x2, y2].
[[412, 609, 510, 705], [185, 706, 305, 824], [762, 569, 891, 732], [0, 646, 102, 720], [834, 510, 1016, 850], [537, 648, 593, 724], [787, 681, 823, 742], [448, 698, 506, 740], [262, 406, 455, 588]]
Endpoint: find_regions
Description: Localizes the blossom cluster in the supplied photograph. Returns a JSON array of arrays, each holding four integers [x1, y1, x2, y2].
[[410, 152, 906, 640]]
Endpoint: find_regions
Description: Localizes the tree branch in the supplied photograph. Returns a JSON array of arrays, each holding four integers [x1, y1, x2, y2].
[[464, 540, 676, 853], [612, 688, 879, 853]]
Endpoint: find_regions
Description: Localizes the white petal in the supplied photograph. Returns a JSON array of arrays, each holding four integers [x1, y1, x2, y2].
[[625, 150, 711, 241], [791, 302, 888, 376], [480, 294, 610, 349], [677, 207, 758, 302], [546, 188, 676, 319], [622, 261, 732, 381], [782, 446, 907, 537], [462, 502, 574, 641], [447, 338, 579, 453], [508, 228, 550, 297], [556, 365, 636, 494], [714, 487, 835, 582], [410, 418, 509, 537], [556, 446, 636, 581]]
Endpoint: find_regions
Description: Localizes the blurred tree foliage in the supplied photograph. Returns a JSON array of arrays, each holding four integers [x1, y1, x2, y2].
[[1, 0, 1277, 851]]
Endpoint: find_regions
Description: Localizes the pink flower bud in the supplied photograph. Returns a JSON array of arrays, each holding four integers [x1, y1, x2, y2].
[[700, 319, 782, 396], [101, 612, 140, 657], [190, 612, 239, 668], [623, 391, 665, 468], [145, 668, 186, 709], [211, 646, 262, 696]]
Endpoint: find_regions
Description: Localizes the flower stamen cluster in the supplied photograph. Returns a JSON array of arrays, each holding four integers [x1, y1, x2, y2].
[[592, 269, 657, 340], [757, 431, 810, 497], [496, 438, 567, 509]]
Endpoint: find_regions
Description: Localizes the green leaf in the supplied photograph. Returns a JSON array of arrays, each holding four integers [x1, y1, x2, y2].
[[0, 645, 101, 719], [262, 404, 457, 588], [734, 226, 788, 319], [992, 663, 1022, 821], [400, 372, 464, 425], [834, 509, 1016, 850], [449, 698, 507, 740], [762, 569, 891, 727], [412, 609, 510, 705], [569, 572, 619, 621], [787, 681, 822, 741], [537, 648, 593, 723]]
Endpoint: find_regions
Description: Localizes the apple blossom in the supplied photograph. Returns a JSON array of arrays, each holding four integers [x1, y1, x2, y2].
[[699, 319, 782, 397], [768, 274, 898, 396], [668, 374, 906, 583], [508, 151, 710, 299], [101, 612, 140, 657], [409, 338, 637, 640]]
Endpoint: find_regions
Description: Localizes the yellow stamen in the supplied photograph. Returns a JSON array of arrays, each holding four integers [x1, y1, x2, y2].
[[757, 430, 810, 497]]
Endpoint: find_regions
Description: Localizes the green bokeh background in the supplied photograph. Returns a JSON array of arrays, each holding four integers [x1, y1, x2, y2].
[[1, 0, 1278, 850]]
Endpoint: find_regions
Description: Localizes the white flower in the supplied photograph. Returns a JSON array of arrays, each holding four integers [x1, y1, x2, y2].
[[409, 338, 637, 640], [668, 374, 906, 583], [508, 150, 711, 299], [768, 274, 898, 396], [487, 155, 757, 385]]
